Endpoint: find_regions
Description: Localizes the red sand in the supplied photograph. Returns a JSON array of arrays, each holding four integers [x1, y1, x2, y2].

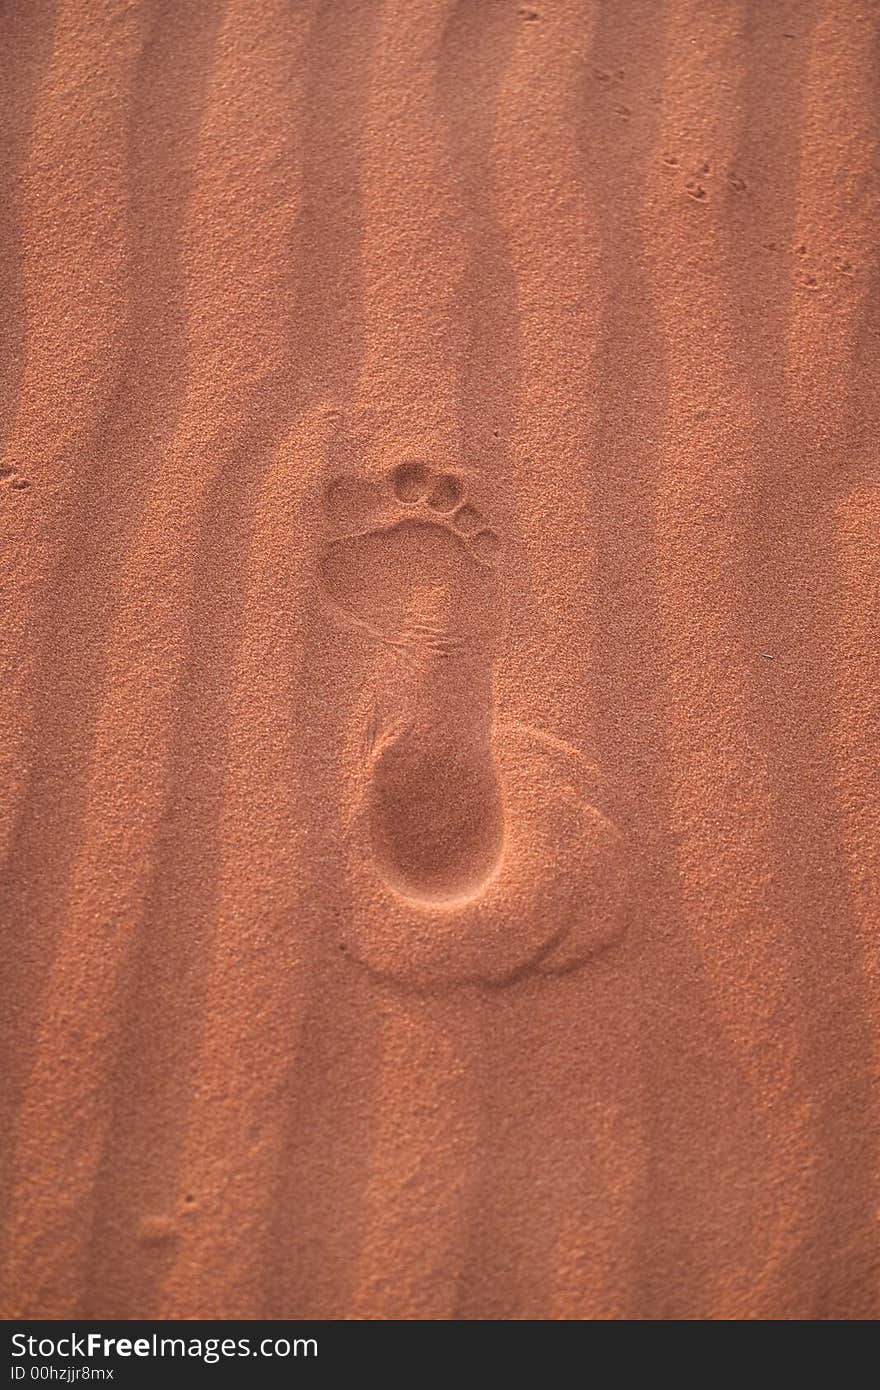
[[1, 0, 878, 1319]]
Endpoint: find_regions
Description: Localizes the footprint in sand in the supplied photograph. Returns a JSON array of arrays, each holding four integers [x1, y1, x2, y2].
[[318, 460, 630, 987]]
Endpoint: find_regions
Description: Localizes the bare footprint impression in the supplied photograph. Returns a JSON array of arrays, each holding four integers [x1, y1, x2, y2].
[[317, 460, 629, 987]]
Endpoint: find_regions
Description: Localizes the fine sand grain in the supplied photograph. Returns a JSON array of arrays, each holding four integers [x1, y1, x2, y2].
[[1, 0, 878, 1319]]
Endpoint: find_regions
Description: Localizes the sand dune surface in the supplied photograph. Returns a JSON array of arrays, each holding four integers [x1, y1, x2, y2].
[[1, 0, 878, 1319]]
